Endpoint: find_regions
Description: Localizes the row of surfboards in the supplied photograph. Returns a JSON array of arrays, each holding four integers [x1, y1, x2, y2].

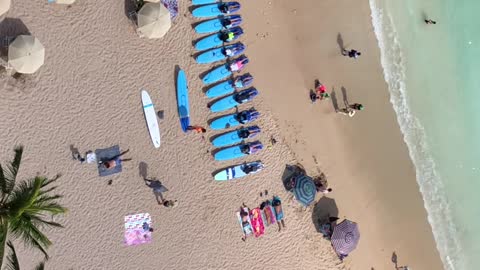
[[190, 0, 266, 181]]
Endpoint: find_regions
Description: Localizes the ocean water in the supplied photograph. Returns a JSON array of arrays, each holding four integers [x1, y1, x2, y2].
[[369, 0, 480, 269]]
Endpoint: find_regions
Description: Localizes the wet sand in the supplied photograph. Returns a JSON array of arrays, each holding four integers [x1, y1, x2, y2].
[[241, 0, 444, 269]]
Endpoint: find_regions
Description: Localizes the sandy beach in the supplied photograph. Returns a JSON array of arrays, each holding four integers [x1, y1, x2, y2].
[[0, 0, 443, 269]]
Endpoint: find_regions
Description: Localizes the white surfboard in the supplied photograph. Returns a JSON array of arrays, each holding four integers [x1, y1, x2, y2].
[[141, 90, 161, 148]]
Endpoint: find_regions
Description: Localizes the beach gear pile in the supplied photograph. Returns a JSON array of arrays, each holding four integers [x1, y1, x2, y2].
[[191, 0, 265, 180]]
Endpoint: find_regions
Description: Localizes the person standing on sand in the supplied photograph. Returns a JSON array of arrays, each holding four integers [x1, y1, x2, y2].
[[342, 49, 361, 59]]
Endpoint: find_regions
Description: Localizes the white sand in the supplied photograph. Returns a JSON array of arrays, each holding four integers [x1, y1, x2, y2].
[[0, 0, 347, 269]]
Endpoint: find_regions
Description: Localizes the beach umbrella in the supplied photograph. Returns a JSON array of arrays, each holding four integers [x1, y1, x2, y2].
[[0, 0, 11, 16], [8, 35, 45, 74], [331, 219, 360, 256], [293, 174, 317, 206], [137, 2, 171, 39], [144, 0, 160, 2]]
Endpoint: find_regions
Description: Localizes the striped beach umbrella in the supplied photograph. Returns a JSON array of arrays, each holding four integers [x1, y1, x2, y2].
[[331, 219, 360, 256], [293, 174, 317, 206]]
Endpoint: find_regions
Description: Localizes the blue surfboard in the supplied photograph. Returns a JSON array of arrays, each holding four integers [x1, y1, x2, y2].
[[206, 73, 253, 99], [209, 109, 259, 130], [206, 80, 235, 99], [214, 144, 247, 161], [194, 15, 243, 34], [202, 63, 232, 85], [192, 2, 240, 18], [192, 0, 217, 5], [212, 126, 261, 147], [214, 161, 264, 181], [196, 43, 245, 64], [177, 69, 190, 132], [214, 141, 263, 161], [210, 88, 258, 113]]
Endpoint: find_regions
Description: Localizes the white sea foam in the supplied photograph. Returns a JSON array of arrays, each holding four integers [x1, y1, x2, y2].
[[368, 1, 463, 269]]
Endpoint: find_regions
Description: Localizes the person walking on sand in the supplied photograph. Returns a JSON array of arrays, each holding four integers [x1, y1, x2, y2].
[[336, 107, 356, 117], [425, 19, 436, 25], [337, 103, 364, 117], [349, 103, 364, 111], [342, 49, 361, 59], [187, 126, 206, 133]]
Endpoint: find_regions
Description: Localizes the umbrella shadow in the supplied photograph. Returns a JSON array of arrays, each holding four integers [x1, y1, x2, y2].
[[281, 164, 306, 191], [0, 18, 31, 58], [312, 197, 339, 233], [125, 0, 140, 18]]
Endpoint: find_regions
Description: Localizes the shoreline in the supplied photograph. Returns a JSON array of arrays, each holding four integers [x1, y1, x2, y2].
[[0, 0, 444, 269], [242, 0, 444, 269]]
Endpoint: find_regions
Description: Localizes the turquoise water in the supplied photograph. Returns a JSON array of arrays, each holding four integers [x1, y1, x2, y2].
[[369, 0, 480, 269]]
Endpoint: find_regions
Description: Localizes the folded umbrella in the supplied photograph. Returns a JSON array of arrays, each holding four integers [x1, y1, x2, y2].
[[137, 2, 171, 39], [8, 35, 45, 74]]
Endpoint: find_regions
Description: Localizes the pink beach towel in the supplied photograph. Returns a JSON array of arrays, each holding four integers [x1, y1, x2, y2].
[[250, 208, 265, 237], [124, 213, 152, 246]]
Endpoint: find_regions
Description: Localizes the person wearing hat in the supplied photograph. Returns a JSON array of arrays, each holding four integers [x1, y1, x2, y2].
[[349, 103, 364, 111]]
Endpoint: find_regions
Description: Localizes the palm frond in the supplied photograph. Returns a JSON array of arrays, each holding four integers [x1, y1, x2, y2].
[[0, 146, 23, 204], [29, 216, 63, 229], [5, 146, 23, 194], [4, 241, 20, 270], [0, 217, 9, 268], [9, 220, 50, 260], [7, 178, 43, 219]]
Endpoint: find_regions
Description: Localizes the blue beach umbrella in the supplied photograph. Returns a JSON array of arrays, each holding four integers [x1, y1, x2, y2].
[[293, 174, 317, 206], [331, 219, 360, 256]]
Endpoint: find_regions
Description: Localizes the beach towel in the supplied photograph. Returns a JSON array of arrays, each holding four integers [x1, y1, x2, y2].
[[95, 145, 122, 177], [124, 213, 152, 246], [262, 204, 277, 226], [249, 208, 265, 237], [272, 196, 284, 221], [162, 0, 178, 19], [237, 208, 253, 236]]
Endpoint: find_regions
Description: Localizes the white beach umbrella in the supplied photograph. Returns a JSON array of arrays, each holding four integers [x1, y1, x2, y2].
[[137, 2, 171, 39], [53, 0, 76, 4], [0, 0, 11, 16], [8, 35, 45, 74]]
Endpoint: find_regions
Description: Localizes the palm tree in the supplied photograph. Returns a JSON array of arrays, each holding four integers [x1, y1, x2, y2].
[[4, 241, 45, 270], [0, 146, 67, 268]]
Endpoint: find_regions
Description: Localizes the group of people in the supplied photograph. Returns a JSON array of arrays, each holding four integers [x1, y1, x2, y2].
[[309, 48, 365, 117]]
